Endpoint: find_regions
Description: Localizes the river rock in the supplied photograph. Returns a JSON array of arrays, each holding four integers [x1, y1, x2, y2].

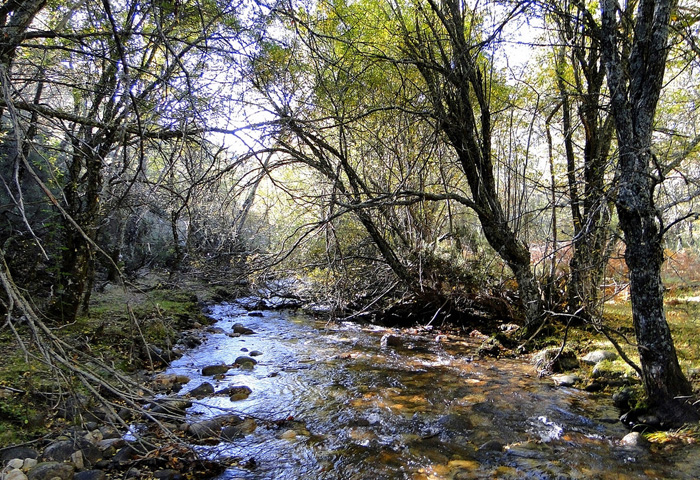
[[380, 334, 402, 348], [40, 441, 74, 463], [234, 356, 257, 366], [70, 451, 84, 470], [1, 447, 38, 463], [4, 469, 28, 480], [153, 469, 181, 479], [187, 419, 223, 439], [144, 344, 178, 365], [22, 459, 37, 470], [152, 373, 190, 392], [247, 311, 264, 317], [26, 462, 74, 480], [612, 387, 634, 409], [188, 382, 215, 398], [124, 468, 141, 478], [478, 440, 505, 452], [532, 347, 579, 373], [477, 338, 502, 358], [97, 438, 126, 453], [5, 458, 24, 469], [149, 399, 192, 416], [111, 445, 139, 466], [73, 471, 106, 480], [201, 364, 230, 376], [98, 425, 121, 440], [249, 350, 263, 357], [551, 374, 579, 387], [221, 418, 257, 440], [232, 323, 256, 335], [619, 432, 650, 448], [178, 333, 202, 349], [228, 386, 252, 401], [581, 350, 618, 365]]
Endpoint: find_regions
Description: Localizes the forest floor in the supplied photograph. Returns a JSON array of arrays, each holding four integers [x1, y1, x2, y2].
[[0, 269, 246, 446]]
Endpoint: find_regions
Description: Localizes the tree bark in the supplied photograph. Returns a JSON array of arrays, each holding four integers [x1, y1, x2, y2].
[[601, 0, 696, 423]]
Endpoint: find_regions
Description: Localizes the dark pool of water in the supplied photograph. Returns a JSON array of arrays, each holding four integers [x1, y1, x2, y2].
[[163, 301, 700, 479]]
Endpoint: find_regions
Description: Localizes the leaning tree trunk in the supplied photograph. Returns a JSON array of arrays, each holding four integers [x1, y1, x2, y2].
[[601, 0, 696, 423], [393, 0, 544, 329]]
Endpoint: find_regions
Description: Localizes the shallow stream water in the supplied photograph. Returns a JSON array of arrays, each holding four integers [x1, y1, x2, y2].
[[164, 301, 700, 479]]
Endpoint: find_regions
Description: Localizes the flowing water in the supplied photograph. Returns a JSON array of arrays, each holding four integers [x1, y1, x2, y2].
[[164, 301, 700, 479]]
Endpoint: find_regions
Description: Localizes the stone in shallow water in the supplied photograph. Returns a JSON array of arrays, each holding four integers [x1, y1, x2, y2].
[[187, 419, 223, 439], [221, 418, 256, 440], [188, 382, 215, 398], [201, 364, 230, 376], [478, 440, 505, 452], [234, 356, 257, 366], [233, 323, 256, 334], [380, 334, 402, 348], [620, 432, 650, 448], [228, 386, 253, 401]]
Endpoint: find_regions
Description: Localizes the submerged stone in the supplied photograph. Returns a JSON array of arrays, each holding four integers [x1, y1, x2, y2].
[[228, 386, 253, 401]]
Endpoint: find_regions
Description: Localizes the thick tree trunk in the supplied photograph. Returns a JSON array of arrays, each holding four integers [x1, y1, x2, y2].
[[617, 145, 694, 417], [601, 0, 697, 422], [51, 138, 103, 322]]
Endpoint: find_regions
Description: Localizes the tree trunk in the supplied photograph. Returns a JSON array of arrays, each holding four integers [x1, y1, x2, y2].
[[393, 0, 544, 328], [601, 0, 697, 423]]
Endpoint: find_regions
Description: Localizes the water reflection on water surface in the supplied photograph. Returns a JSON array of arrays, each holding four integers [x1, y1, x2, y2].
[[163, 302, 700, 479]]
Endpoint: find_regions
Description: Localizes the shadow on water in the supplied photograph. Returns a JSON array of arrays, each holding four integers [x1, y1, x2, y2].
[[163, 301, 700, 479]]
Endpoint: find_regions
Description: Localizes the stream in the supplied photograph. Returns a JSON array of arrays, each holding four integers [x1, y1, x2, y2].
[[162, 301, 700, 479]]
